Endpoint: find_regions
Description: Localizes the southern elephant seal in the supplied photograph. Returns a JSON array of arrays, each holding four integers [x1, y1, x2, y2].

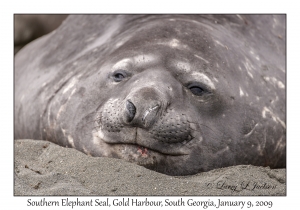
[[14, 15, 286, 175]]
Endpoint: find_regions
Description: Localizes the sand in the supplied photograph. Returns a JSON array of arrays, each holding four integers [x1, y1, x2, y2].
[[14, 139, 286, 196]]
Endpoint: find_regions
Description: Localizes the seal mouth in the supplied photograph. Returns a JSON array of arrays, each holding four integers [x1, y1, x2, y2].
[[98, 126, 190, 157], [107, 142, 188, 157]]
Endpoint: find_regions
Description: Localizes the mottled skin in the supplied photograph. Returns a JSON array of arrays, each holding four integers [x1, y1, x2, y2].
[[15, 15, 286, 175]]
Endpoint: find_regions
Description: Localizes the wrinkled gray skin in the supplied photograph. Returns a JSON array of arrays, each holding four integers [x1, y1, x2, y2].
[[15, 15, 286, 175]]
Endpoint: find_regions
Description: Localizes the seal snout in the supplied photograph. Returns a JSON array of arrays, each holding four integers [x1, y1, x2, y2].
[[123, 87, 164, 128], [124, 99, 161, 127]]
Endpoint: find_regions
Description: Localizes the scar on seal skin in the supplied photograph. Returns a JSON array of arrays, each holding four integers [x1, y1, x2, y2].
[[14, 15, 286, 175]]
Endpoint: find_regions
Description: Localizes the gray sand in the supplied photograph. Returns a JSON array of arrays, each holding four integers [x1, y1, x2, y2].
[[14, 139, 286, 196]]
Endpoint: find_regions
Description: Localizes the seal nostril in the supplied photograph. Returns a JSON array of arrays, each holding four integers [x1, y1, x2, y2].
[[142, 105, 159, 123], [126, 100, 136, 122]]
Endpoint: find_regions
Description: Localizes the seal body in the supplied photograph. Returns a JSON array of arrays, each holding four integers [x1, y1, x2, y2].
[[15, 15, 286, 175], [14, 14, 68, 54]]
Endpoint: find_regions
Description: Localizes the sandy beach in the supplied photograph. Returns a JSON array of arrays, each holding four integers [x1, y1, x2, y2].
[[14, 139, 286, 196]]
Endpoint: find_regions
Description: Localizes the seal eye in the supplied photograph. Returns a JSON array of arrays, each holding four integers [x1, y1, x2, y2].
[[112, 70, 127, 82], [188, 83, 208, 96]]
